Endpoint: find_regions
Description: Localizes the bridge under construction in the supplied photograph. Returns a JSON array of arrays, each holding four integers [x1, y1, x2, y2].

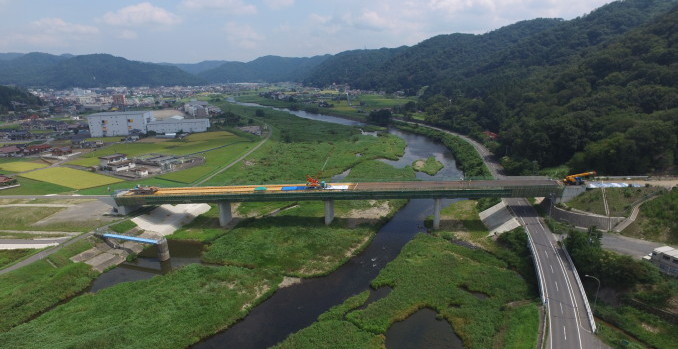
[[113, 178, 562, 229]]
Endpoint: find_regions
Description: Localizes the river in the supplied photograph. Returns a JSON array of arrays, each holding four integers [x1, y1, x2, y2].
[[90, 101, 466, 348]]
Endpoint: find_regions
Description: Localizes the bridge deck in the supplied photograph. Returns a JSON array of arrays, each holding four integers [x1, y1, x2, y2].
[[114, 179, 562, 206]]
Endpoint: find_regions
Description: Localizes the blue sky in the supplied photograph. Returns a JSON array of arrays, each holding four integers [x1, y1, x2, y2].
[[0, 0, 615, 63]]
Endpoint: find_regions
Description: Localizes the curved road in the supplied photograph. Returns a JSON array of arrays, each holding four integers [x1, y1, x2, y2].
[[404, 121, 606, 348]]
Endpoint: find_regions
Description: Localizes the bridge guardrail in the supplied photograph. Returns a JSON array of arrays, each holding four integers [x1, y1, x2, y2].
[[561, 243, 597, 333], [525, 229, 547, 304]]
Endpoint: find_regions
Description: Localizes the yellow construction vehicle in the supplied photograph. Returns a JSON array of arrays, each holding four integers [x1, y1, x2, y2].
[[563, 171, 597, 185]]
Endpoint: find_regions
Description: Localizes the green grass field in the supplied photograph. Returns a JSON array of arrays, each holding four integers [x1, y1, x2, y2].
[[0, 177, 73, 195], [0, 207, 65, 230], [0, 249, 38, 269], [19, 167, 122, 189], [0, 265, 280, 349], [566, 187, 667, 217], [0, 161, 48, 172], [158, 141, 254, 183], [622, 188, 677, 243], [0, 239, 98, 332], [69, 131, 247, 167]]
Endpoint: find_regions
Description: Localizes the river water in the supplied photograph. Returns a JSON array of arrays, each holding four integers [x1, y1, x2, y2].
[[89, 102, 465, 348]]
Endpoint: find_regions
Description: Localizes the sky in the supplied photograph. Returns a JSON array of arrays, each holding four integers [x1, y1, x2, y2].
[[0, 0, 616, 63]]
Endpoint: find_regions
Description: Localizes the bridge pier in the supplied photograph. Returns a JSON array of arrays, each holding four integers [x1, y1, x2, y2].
[[433, 198, 442, 230], [324, 200, 335, 225], [218, 202, 232, 227], [156, 237, 170, 261]]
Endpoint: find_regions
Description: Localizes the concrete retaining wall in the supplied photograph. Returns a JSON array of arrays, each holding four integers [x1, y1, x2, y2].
[[480, 201, 520, 236], [551, 206, 624, 231]]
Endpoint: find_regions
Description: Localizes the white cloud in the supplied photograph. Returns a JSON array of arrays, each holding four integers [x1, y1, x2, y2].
[[32, 17, 99, 35], [264, 0, 294, 10], [0, 17, 99, 49], [102, 2, 181, 26], [223, 22, 264, 49], [181, 0, 257, 14]]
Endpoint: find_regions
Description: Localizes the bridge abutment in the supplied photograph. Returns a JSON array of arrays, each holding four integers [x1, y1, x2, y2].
[[218, 201, 232, 227], [433, 198, 442, 230], [324, 200, 334, 225], [156, 237, 170, 261]]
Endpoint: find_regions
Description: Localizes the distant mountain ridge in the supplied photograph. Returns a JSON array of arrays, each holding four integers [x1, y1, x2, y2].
[[0, 0, 674, 90], [0, 53, 203, 88]]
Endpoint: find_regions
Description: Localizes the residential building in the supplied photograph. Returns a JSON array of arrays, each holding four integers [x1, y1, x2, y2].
[[99, 153, 128, 167]]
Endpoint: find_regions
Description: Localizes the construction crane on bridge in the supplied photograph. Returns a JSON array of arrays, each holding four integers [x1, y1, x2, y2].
[[563, 171, 597, 185]]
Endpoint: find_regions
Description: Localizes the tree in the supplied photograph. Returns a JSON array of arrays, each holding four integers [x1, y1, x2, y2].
[[367, 109, 392, 126]]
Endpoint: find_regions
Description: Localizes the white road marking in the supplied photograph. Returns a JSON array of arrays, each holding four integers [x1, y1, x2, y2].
[[550, 265, 554, 273], [555, 281, 559, 292], [560, 303, 564, 314], [563, 326, 567, 341]]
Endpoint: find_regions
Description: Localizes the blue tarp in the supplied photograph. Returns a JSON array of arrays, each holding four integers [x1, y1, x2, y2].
[[281, 186, 307, 191]]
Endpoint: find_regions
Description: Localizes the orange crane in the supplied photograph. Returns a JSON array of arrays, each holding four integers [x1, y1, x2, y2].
[[563, 171, 597, 185]]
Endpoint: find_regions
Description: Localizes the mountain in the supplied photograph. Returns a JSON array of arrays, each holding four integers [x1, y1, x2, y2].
[[198, 55, 330, 83], [0, 53, 25, 61], [0, 85, 42, 113], [161, 60, 230, 75], [413, 0, 677, 175], [302, 47, 408, 88], [0, 53, 204, 88]]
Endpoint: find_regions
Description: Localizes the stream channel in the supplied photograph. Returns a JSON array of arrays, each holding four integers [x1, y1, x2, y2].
[[90, 102, 467, 348]]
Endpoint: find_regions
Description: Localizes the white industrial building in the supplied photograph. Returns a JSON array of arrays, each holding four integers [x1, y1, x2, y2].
[[87, 111, 152, 137], [646, 246, 678, 277], [87, 111, 209, 137], [147, 118, 210, 134]]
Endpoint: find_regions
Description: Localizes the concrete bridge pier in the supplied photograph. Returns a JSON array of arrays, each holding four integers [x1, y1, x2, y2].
[[324, 200, 335, 225], [218, 201, 232, 227], [433, 198, 442, 230], [156, 237, 170, 261]]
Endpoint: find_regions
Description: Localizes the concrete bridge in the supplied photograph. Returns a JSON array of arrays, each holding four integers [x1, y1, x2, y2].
[[113, 178, 562, 229]]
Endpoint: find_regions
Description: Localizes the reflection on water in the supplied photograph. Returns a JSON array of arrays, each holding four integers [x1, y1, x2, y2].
[[88, 240, 204, 293], [385, 308, 464, 349]]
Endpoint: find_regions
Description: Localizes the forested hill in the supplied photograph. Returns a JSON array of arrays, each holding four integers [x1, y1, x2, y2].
[[419, 1, 677, 175], [304, 18, 563, 93], [198, 55, 330, 83], [0, 85, 42, 113], [0, 53, 204, 88]]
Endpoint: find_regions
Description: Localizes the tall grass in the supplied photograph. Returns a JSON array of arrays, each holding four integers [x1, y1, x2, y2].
[[0, 265, 281, 349]]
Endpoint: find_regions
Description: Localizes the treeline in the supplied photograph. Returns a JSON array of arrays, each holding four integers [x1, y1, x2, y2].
[[394, 122, 491, 178]]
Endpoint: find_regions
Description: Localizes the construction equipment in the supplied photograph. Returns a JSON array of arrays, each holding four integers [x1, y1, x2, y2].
[[306, 175, 327, 189], [130, 185, 159, 194], [563, 171, 597, 185]]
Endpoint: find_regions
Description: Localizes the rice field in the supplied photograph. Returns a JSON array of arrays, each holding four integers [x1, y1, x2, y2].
[[0, 161, 48, 172], [19, 167, 122, 189]]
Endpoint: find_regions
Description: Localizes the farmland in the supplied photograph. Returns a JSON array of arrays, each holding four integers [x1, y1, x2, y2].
[[0, 161, 48, 172], [68, 131, 251, 167], [19, 167, 122, 189]]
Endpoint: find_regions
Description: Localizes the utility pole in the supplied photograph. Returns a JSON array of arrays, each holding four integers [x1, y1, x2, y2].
[[584, 274, 601, 314]]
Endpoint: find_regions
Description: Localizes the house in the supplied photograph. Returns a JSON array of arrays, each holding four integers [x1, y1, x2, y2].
[[98, 153, 128, 168], [52, 147, 72, 156], [131, 167, 149, 177], [0, 145, 22, 157], [107, 160, 135, 172], [23, 144, 52, 155]]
